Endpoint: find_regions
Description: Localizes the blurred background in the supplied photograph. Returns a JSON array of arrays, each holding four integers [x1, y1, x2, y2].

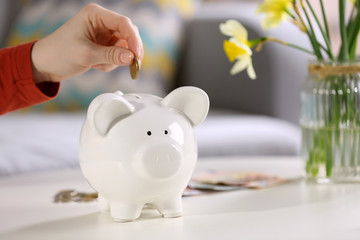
[[0, 0, 313, 177]]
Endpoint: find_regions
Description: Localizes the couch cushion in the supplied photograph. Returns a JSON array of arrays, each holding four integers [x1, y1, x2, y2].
[[0, 113, 84, 177], [0, 111, 301, 177], [196, 110, 301, 157]]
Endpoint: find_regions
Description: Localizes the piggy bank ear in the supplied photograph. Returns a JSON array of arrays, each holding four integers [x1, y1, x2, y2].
[[87, 93, 134, 136], [162, 86, 209, 127]]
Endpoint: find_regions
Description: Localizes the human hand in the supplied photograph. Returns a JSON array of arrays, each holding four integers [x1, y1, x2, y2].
[[31, 3, 144, 83]]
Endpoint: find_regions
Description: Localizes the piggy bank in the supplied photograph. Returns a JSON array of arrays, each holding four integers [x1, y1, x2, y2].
[[79, 86, 209, 221]]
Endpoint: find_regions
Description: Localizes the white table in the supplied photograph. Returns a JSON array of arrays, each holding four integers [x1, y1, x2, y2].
[[1, 156, 359, 240]]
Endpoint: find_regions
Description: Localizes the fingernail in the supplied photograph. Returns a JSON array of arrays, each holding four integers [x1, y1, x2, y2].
[[120, 51, 133, 65]]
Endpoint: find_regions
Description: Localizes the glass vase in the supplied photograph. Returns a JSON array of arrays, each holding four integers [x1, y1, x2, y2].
[[300, 59, 360, 183]]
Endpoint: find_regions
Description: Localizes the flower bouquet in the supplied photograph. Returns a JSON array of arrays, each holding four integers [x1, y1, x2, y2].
[[220, 0, 360, 182]]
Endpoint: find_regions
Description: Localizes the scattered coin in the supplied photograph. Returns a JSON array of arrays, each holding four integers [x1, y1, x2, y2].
[[73, 192, 98, 202], [129, 56, 139, 80], [53, 189, 76, 203], [54, 189, 98, 203]]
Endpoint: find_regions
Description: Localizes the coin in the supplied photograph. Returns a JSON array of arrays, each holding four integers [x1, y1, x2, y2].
[[129, 56, 139, 80], [53, 189, 98, 203], [53, 189, 76, 203]]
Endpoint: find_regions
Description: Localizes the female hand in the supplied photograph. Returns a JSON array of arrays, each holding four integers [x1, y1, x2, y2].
[[31, 3, 144, 83]]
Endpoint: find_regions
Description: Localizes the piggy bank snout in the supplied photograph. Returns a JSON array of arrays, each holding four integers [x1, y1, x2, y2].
[[141, 143, 182, 179]]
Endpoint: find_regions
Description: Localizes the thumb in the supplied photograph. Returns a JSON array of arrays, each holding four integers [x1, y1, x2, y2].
[[92, 45, 134, 66]]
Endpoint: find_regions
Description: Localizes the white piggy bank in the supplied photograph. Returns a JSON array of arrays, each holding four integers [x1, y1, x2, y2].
[[79, 86, 209, 221]]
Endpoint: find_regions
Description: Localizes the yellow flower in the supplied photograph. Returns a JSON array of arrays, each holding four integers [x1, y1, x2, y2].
[[257, 0, 293, 30], [349, 0, 357, 5], [220, 20, 256, 79]]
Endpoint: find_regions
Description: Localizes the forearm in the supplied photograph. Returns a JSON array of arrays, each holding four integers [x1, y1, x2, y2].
[[0, 41, 60, 115]]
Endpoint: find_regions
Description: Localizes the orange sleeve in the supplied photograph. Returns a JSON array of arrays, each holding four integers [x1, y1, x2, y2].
[[0, 41, 60, 115]]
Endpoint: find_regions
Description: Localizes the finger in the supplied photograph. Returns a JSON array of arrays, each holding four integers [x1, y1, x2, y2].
[[115, 38, 129, 49], [86, 4, 144, 65], [92, 64, 118, 72], [90, 44, 134, 66]]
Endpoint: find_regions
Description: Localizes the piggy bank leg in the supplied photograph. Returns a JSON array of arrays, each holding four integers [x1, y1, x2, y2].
[[98, 195, 110, 213], [110, 203, 143, 222], [155, 196, 183, 218]]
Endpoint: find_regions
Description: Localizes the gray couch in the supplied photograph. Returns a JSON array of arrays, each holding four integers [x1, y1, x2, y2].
[[0, 1, 306, 176]]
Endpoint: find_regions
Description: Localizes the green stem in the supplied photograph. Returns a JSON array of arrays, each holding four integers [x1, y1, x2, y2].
[[293, 1, 320, 59], [301, 1, 323, 59], [339, 0, 349, 60], [346, 5, 356, 43], [253, 37, 315, 55], [348, 11, 360, 59], [325, 128, 333, 177], [351, 130, 357, 167], [320, 0, 331, 46], [288, 43, 315, 55], [318, 43, 334, 59], [349, 4, 356, 22], [306, 0, 334, 59], [284, 8, 297, 20], [248, 37, 267, 48]]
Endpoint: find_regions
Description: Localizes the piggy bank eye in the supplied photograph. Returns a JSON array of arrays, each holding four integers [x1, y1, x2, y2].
[[147, 131, 152, 136], [164, 130, 168, 135]]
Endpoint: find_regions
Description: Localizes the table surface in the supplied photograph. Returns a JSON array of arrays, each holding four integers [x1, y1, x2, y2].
[[1, 156, 360, 240]]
